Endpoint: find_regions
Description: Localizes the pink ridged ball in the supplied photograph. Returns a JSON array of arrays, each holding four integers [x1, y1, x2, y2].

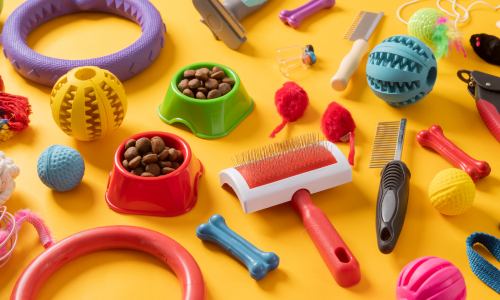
[[396, 256, 466, 300]]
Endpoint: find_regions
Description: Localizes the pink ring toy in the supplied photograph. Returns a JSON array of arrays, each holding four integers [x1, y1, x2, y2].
[[11, 226, 206, 300]]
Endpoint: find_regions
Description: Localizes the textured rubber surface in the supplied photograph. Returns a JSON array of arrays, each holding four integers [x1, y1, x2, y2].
[[428, 168, 475, 216], [50, 66, 127, 141], [477, 99, 500, 143], [37, 145, 85, 192], [196, 214, 279, 281], [366, 35, 437, 106], [2, 0, 166, 86], [396, 256, 467, 300], [376, 160, 411, 254]]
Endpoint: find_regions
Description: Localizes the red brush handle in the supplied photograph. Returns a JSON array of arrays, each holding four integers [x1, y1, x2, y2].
[[416, 125, 491, 182], [290, 189, 360, 287]]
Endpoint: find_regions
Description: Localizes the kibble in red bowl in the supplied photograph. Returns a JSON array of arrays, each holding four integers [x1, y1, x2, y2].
[[122, 136, 184, 177]]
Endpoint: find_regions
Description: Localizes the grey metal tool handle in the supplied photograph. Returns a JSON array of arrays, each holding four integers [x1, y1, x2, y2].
[[222, 0, 270, 21]]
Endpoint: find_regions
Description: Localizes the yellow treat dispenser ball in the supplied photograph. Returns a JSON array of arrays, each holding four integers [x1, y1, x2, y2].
[[50, 66, 127, 141], [428, 168, 475, 216]]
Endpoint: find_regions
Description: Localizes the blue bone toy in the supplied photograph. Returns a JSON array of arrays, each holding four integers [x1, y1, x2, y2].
[[196, 214, 279, 280]]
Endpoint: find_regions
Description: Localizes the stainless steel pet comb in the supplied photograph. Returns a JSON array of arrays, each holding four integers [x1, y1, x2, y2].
[[369, 119, 411, 254], [331, 11, 384, 91]]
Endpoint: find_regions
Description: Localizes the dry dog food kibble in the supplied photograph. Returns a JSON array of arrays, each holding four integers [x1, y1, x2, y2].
[[122, 136, 184, 177], [178, 66, 233, 99], [136, 138, 152, 154]]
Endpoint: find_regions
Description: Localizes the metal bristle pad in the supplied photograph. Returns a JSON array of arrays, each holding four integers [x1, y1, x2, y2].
[[343, 11, 380, 41], [369, 120, 406, 168], [232, 133, 333, 186]]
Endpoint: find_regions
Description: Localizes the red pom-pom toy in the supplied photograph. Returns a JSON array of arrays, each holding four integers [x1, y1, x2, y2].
[[321, 102, 356, 166], [270, 82, 309, 138]]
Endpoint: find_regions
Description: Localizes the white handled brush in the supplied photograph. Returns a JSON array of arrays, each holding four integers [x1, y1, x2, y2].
[[331, 11, 384, 92], [219, 134, 360, 287]]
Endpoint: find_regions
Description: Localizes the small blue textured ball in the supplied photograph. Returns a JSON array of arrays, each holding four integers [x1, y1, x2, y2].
[[37, 145, 85, 192], [366, 35, 438, 106]]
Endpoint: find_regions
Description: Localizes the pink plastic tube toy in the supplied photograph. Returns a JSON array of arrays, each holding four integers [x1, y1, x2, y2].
[[396, 256, 466, 300], [11, 226, 206, 300], [279, 0, 335, 29]]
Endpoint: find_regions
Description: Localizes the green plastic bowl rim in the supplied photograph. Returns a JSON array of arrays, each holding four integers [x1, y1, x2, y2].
[[171, 62, 241, 103]]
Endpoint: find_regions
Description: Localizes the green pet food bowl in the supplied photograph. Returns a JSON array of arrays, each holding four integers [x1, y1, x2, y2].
[[158, 62, 254, 139]]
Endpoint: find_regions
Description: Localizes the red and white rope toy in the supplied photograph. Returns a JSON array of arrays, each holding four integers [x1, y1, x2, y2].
[[0, 151, 54, 267]]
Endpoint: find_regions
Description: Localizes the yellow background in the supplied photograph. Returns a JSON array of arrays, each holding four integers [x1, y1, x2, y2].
[[1, 0, 500, 299]]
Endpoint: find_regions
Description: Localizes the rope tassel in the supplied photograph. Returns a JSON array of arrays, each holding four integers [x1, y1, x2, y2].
[[0, 90, 32, 142]]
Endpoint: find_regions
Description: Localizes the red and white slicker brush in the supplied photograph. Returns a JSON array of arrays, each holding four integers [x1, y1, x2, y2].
[[321, 102, 356, 166], [220, 133, 360, 287]]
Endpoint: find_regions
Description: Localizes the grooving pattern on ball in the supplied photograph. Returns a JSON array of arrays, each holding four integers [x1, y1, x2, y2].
[[83, 87, 101, 141], [98, 78, 125, 129], [59, 85, 77, 137], [381, 36, 431, 61], [50, 76, 68, 106], [368, 52, 423, 74]]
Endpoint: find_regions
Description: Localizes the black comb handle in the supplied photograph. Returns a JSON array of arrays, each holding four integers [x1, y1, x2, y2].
[[376, 160, 411, 254]]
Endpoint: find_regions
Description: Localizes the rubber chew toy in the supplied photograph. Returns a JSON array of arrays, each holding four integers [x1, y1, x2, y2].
[[457, 70, 500, 143], [196, 214, 279, 280], [279, 0, 335, 29], [50, 67, 127, 141], [466, 232, 500, 294], [37, 145, 85, 192], [429, 169, 475, 216], [11, 226, 206, 299], [321, 102, 356, 166], [366, 35, 438, 106], [396, 256, 467, 300], [220, 134, 360, 287], [192, 0, 270, 50], [1, 0, 166, 86], [270, 82, 309, 138], [417, 125, 490, 182], [0, 91, 32, 142]]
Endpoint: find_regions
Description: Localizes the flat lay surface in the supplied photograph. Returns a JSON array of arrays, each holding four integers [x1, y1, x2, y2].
[[1, 0, 500, 299]]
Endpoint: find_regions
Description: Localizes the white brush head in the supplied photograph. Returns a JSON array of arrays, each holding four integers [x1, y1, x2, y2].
[[220, 134, 352, 213]]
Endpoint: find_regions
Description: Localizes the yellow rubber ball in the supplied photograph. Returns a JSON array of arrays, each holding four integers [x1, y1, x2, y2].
[[428, 168, 475, 216], [50, 66, 127, 141]]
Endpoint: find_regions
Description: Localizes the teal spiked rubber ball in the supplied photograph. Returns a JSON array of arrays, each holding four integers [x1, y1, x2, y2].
[[366, 35, 438, 106], [37, 145, 85, 192]]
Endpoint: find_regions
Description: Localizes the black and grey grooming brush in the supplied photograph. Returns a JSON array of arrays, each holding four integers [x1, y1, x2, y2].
[[370, 119, 411, 254]]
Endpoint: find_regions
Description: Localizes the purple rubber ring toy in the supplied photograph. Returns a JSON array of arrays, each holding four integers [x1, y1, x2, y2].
[[1, 0, 166, 86]]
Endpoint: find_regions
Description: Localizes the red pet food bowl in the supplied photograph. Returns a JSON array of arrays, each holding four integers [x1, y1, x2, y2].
[[106, 131, 203, 216]]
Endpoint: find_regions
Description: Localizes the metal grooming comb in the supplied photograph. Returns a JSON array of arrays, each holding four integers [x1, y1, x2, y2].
[[331, 11, 384, 92], [369, 119, 406, 168], [369, 119, 411, 254], [343, 11, 384, 42]]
